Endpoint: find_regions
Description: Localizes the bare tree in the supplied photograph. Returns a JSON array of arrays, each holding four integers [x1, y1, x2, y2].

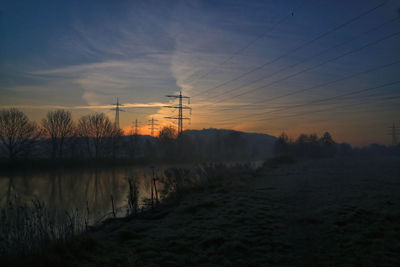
[[0, 108, 40, 160], [158, 126, 176, 144], [320, 131, 336, 157], [42, 109, 74, 159], [76, 113, 121, 159], [158, 126, 177, 159], [127, 126, 138, 159], [109, 125, 123, 159], [274, 132, 290, 156]]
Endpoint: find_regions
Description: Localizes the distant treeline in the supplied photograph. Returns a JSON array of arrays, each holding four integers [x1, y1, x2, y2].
[[274, 132, 400, 158], [0, 108, 269, 166]]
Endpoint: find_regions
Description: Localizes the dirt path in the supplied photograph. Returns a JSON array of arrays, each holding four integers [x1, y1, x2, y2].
[[17, 157, 400, 266]]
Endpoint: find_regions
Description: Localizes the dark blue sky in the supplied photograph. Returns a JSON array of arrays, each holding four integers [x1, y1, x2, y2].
[[1, 0, 400, 145]]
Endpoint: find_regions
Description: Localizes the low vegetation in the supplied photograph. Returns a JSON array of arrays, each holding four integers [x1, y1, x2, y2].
[[4, 156, 398, 266], [0, 195, 87, 257], [0, 162, 256, 261]]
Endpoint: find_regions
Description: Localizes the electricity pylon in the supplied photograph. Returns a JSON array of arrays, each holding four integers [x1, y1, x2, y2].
[[133, 119, 140, 135], [165, 91, 191, 136], [148, 117, 159, 137], [389, 122, 399, 146], [111, 97, 124, 128]]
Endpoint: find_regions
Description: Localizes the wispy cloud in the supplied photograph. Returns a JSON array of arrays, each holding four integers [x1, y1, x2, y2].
[[2, 0, 400, 145], [1, 102, 168, 110], [30, 55, 174, 106]]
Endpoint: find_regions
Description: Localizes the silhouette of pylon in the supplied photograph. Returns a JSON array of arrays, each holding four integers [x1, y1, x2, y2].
[[165, 91, 191, 136], [111, 97, 125, 128]]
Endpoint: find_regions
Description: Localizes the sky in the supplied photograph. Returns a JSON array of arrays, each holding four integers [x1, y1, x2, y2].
[[1, 0, 400, 146]]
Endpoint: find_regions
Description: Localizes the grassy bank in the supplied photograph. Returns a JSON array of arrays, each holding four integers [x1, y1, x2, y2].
[[3, 156, 400, 266], [1, 163, 256, 266]]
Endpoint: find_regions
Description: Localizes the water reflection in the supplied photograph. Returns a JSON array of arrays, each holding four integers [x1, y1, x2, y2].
[[0, 161, 261, 224], [0, 166, 164, 223]]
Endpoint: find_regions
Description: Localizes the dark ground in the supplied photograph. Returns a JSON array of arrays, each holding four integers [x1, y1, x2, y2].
[[5, 156, 400, 266]]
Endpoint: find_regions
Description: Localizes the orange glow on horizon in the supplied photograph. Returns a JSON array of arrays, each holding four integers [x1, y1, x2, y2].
[[122, 125, 154, 136]]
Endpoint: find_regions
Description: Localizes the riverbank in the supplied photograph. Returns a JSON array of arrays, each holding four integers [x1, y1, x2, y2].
[[0, 157, 201, 172], [5, 156, 400, 266], [0, 157, 264, 173]]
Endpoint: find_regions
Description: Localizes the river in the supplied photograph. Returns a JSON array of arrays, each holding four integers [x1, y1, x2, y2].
[[0, 161, 262, 225]]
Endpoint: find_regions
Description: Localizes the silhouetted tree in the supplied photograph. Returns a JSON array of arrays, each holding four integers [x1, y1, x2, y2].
[[0, 108, 41, 160], [126, 127, 141, 159], [292, 133, 320, 158], [320, 131, 336, 157], [158, 126, 177, 159], [158, 126, 176, 144], [76, 113, 121, 159], [308, 133, 320, 157], [109, 126, 123, 159], [295, 133, 309, 157], [275, 132, 338, 158], [274, 132, 290, 156], [42, 109, 74, 159]]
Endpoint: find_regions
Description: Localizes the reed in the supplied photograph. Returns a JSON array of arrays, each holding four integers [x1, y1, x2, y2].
[[0, 162, 256, 257], [127, 176, 139, 216], [0, 194, 88, 257]]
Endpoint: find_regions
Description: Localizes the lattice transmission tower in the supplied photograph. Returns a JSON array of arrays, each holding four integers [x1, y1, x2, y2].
[[148, 117, 159, 137], [111, 97, 125, 128], [133, 119, 140, 135], [165, 91, 191, 136], [389, 122, 399, 146]]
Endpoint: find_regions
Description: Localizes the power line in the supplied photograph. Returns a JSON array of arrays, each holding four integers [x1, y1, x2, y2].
[[209, 30, 400, 107], [257, 100, 400, 133], [214, 58, 400, 114], [203, 79, 400, 127], [191, 1, 387, 99], [207, 92, 400, 120], [251, 94, 400, 124], [211, 93, 400, 130], [207, 16, 400, 102], [189, 2, 307, 89], [252, 79, 400, 121]]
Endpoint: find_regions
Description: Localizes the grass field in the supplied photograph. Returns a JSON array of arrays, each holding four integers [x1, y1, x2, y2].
[[5, 156, 400, 266]]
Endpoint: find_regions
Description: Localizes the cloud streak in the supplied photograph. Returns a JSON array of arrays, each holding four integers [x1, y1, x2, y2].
[[1, 102, 168, 110], [2, 0, 400, 145]]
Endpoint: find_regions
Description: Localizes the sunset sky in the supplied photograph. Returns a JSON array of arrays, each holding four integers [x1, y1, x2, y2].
[[1, 0, 400, 145]]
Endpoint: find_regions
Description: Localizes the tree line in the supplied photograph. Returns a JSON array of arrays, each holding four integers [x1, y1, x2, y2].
[[3, 108, 395, 165], [0, 108, 261, 164], [0, 108, 124, 161], [274, 132, 337, 158], [273, 131, 400, 158]]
